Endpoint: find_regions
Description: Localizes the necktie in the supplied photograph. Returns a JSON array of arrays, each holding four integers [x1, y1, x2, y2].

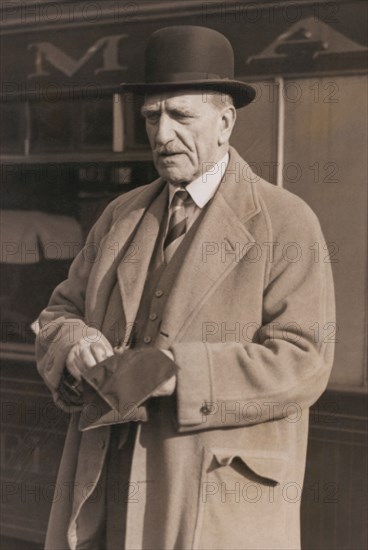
[[164, 188, 189, 263]]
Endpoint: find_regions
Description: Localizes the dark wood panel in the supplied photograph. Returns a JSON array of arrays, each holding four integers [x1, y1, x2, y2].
[[302, 391, 368, 550], [0, 360, 68, 543]]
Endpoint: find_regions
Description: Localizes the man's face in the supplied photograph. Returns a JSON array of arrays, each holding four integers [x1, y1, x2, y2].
[[141, 90, 223, 185]]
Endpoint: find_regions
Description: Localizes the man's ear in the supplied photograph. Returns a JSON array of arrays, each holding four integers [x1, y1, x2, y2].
[[218, 106, 236, 146]]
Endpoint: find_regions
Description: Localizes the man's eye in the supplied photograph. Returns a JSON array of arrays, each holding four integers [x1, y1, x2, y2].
[[174, 113, 192, 122], [144, 113, 159, 122]]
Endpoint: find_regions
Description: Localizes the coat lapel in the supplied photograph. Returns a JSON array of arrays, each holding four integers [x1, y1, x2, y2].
[[116, 182, 168, 340], [92, 178, 166, 341], [160, 148, 261, 343]]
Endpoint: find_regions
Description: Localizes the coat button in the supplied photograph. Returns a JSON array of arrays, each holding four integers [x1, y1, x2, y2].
[[155, 289, 163, 297], [200, 404, 212, 415], [149, 313, 157, 321], [144, 336, 152, 344]]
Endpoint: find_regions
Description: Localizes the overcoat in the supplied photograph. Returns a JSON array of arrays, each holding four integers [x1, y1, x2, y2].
[[36, 147, 335, 550]]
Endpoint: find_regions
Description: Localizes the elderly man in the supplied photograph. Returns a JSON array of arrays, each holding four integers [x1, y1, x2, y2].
[[36, 26, 335, 550]]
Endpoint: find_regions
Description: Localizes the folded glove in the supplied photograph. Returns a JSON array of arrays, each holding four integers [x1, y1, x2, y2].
[[78, 347, 178, 431]]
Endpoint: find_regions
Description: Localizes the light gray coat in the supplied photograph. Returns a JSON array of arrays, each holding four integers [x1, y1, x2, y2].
[[36, 147, 335, 549]]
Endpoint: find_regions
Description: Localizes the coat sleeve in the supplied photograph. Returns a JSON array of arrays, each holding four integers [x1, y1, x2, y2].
[[35, 202, 117, 413], [171, 202, 336, 432]]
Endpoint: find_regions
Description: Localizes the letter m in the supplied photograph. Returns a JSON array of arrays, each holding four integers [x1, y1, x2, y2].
[[28, 34, 127, 78]]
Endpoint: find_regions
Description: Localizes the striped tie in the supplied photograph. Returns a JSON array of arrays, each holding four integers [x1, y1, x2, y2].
[[164, 188, 189, 263]]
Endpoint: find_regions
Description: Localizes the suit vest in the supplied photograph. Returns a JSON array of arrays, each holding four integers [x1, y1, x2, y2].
[[130, 185, 207, 349]]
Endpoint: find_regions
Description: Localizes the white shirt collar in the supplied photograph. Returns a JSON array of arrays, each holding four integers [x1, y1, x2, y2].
[[168, 152, 229, 208]]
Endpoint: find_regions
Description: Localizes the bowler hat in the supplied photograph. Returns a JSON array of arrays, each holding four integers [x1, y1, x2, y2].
[[120, 26, 256, 108]]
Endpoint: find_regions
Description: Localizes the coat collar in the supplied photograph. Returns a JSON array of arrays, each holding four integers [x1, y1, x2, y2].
[[219, 146, 260, 224]]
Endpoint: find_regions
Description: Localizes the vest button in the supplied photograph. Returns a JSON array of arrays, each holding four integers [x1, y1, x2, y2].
[[144, 336, 152, 344], [149, 313, 158, 321], [155, 289, 164, 297]]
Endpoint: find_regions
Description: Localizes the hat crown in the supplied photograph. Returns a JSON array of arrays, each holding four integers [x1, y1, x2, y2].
[[120, 25, 256, 109], [145, 26, 235, 83]]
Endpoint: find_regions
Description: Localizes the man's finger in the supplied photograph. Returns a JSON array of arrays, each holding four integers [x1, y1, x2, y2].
[[90, 342, 111, 363], [151, 375, 176, 397], [79, 346, 98, 368], [66, 354, 83, 382]]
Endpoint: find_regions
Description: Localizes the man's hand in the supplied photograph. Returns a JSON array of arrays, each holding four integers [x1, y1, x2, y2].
[[66, 333, 114, 383], [151, 349, 176, 397], [151, 375, 176, 397]]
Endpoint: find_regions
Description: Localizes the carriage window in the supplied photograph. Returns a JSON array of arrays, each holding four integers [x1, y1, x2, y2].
[[0, 166, 82, 345], [29, 98, 113, 153]]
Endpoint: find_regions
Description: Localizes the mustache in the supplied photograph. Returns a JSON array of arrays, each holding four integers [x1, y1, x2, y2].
[[154, 146, 184, 155]]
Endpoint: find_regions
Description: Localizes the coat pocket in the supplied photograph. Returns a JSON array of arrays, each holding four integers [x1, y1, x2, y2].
[[210, 447, 288, 485], [193, 447, 295, 550]]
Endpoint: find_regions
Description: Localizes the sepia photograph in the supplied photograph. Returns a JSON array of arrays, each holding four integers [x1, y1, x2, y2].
[[0, 1, 367, 549]]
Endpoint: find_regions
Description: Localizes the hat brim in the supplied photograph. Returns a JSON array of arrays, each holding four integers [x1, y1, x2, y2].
[[120, 80, 256, 109]]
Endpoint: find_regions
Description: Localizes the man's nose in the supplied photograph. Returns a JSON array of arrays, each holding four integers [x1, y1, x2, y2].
[[155, 113, 174, 146]]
